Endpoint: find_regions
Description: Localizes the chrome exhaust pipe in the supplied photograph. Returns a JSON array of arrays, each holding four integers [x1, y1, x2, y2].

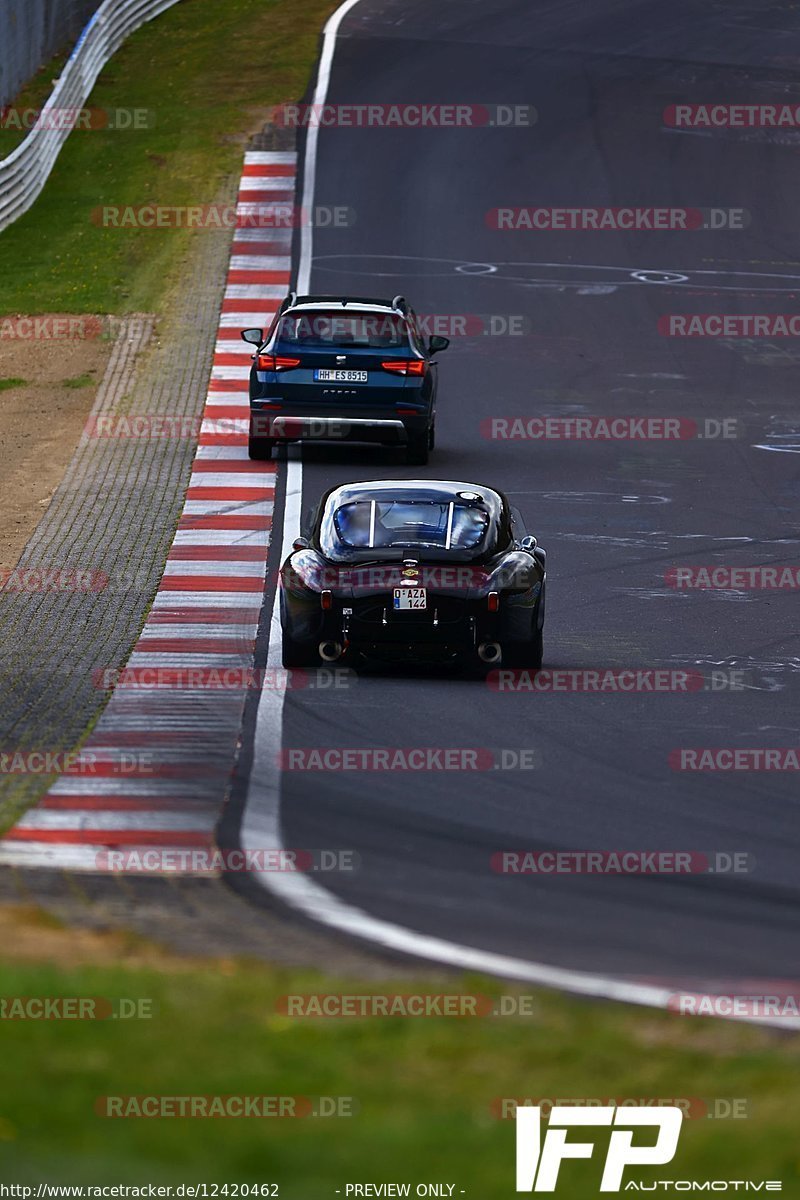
[[477, 641, 502, 664], [319, 640, 344, 662]]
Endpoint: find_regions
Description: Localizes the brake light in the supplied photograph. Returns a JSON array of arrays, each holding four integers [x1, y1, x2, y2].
[[257, 354, 301, 371], [487, 591, 500, 612], [381, 359, 426, 376], [321, 590, 333, 610]]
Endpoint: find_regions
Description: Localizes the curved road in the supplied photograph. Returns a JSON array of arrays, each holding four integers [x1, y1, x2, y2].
[[235, 0, 800, 990]]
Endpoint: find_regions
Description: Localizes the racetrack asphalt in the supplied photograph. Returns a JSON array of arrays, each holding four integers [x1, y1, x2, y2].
[[238, 0, 800, 985]]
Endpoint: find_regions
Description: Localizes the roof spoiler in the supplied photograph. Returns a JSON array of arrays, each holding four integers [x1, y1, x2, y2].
[[280, 294, 409, 312]]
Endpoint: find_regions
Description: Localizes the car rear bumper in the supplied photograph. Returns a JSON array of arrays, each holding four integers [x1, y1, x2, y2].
[[258, 414, 410, 444], [342, 609, 487, 658], [281, 590, 541, 663], [350, 641, 471, 665]]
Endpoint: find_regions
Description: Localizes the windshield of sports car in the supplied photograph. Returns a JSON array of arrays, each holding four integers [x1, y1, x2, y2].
[[331, 500, 489, 556], [275, 311, 408, 349]]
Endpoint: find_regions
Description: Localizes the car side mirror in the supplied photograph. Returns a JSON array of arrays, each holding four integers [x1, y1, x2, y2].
[[292, 537, 310, 551], [428, 334, 450, 354], [241, 327, 263, 345], [519, 535, 537, 552]]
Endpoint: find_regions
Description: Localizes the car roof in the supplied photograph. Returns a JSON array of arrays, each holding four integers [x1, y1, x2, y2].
[[325, 479, 504, 510]]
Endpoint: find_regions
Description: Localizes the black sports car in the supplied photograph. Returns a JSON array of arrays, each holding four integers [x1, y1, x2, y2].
[[279, 479, 546, 670], [241, 293, 448, 465]]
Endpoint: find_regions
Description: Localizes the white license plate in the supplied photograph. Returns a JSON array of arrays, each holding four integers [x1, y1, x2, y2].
[[313, 369, 368, 383], [393, 587, 427, 611]]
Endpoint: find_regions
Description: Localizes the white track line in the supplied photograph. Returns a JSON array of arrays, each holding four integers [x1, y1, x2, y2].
[[238, 0, 800, 1031]]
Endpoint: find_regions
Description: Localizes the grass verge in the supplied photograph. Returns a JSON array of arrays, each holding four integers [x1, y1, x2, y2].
[[0, 0, 336, 315], [0, 908, 798, 1195]]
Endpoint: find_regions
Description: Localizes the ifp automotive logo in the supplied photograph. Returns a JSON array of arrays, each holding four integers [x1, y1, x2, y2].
[[514, 1104, 783, 1192], [516, 1105, 682, 1192]]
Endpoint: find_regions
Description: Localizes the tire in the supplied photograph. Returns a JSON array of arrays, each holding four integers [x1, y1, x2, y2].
[[530, 628, 543, 669], [503, 628, 543, 670], [406, 430, 430, 466], [428, 421, 436, 450], [248, 436, 274, 460], [281, 630, 319, 668]]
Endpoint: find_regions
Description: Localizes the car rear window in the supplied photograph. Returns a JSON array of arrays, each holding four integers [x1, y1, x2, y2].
[[276, 311, 408, 349], [333, 500, 489, 552]]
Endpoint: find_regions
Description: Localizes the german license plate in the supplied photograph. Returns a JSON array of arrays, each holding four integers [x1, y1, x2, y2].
[[313, 369, 368, 383], [393, 587, 427, 611]]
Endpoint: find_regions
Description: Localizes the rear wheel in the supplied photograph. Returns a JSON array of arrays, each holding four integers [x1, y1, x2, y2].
[[406, 430, 430, 466], [503, 628, 543, 670], [428, 421, 436, 450], [248, 436, 274, 460], [281, 630, 319, 668]]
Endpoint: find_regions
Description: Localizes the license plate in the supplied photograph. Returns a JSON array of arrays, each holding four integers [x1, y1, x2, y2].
[[393, 587, 427, 611], [313, 369, 368, 383]]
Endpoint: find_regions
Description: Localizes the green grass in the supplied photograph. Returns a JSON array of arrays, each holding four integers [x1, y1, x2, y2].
[[0, 0, 337, 315], [0, 928, 799, 1195], [62, 372, 96, 388], [0, 377, 27, 390]]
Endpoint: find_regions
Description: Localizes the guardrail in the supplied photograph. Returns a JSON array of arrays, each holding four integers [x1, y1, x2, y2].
[[0, 0, 183, 233]]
